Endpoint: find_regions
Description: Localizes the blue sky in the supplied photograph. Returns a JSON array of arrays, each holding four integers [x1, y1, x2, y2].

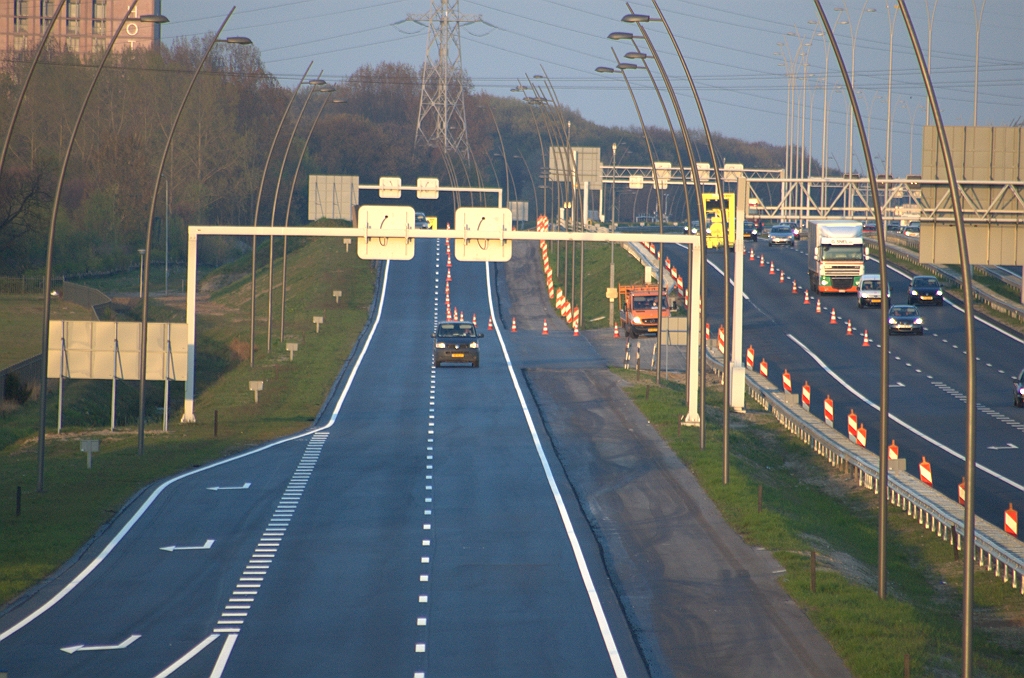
[[163, 1, 1023, 176]]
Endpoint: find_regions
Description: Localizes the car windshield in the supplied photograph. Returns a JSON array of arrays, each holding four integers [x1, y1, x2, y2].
[[436, 323, 476, 338], [821, 244, 863, 261], [770, 226, 791, 235], [891, 307, 917, 318], [913, 277, 938, 288], [861, 280, 880, 290]]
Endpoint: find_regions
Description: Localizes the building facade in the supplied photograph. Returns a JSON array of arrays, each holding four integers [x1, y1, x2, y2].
[[1, 1, 160, 58]]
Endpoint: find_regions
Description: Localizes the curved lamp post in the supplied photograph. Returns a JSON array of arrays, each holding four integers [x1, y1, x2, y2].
[[813, 0, 893, 603], [0, 0, 68, 187], [265, 72, 326, 353], [34, 3, 166, 492], [138, 9, 250, 456], [247, 61, 315, 366], [624, 3, 733, 482], [279, 91, 343, 341], [893, 2, 977, 672]]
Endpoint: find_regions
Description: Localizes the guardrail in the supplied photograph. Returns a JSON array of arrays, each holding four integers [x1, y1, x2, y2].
[[704, 350, 1024, 594]]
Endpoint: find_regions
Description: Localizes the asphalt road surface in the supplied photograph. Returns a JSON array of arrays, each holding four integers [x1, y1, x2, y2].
[[674, 237, 1024, 533], [0, 240, 641, 677]]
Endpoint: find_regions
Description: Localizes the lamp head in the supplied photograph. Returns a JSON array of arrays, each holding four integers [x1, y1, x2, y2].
[[595, 66, 615, 73], [616, 63, 638, 70], [608, 31, 634, 40], [140, 14, 168, 23], [223, 36, 252, 45], [309, 78, 327, 86], [624, 51, 648, 60], [621, 13, 650, 23]]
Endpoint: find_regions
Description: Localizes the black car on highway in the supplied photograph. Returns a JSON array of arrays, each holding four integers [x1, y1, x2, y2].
[[433, 321, 482, 367], [888, 304, 924, 334], [907, 275, 944, 305], [1013, 369, 1024, 407]]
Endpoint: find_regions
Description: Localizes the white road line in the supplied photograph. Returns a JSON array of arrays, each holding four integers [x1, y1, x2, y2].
[[152, 634, 221, 678], [208, 633, 238, 678], [486, 264, 628, 678], [787, 333, 1024, 494], [0, 263, 392, 643]]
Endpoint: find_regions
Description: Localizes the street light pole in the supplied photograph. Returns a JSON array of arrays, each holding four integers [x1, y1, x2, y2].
[[895, 4, 978, 674], [280, 92, 341, 341], [972, 0, 987, 126], [248, 61, 314, 367], [138, 9, 250, 455]]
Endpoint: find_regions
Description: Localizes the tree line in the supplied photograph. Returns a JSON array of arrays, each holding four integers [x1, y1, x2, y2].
[[0, 42, 790, 279]]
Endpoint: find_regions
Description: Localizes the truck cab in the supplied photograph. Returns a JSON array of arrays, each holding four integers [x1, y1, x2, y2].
[[619, 284, 668, 338], [808, 220, 865, 294]]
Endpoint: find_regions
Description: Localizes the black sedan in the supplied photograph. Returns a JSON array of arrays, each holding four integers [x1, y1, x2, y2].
[[1013, 369, 1024, 407], [888, 305, 924, 335], [433, 321, 482, 367], [907, 275, 944, 305]]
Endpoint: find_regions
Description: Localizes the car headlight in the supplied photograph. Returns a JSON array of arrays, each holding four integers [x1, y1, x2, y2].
[[888, 317, 896, 324], [936, 290, 943, 295], [435, 342, 446, 348], [632, 316, 642, 323], [469, 341, 478, 349], [913, 318, 923, 325], [910, 289, 919, 295], [1018, 387, 1024, 395]]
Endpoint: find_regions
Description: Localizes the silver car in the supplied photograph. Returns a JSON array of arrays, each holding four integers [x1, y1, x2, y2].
[[767, 224, 795, 247], [857, 273, 891, 308]]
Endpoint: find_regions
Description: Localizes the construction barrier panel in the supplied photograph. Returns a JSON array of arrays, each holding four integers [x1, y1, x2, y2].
[[1006, 504, 1019, 537], [919, 457, 933, 486], [823, 396, 834, 427]]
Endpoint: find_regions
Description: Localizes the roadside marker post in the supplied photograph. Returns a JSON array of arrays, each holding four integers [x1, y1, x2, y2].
[[782, 370, 792, 393], [823, 395, 834, 427], [759, 358, 768, 378], [800, 381, 810, 410], [249, 381, 264, 403], [847, 410, 858, 443], [80, 439, 99, 469], [1005, 504, 1018, 537], [745, 345, 755, 370], [959, 477, 966, 506], [333, 290, 342, 304], [856, 424, 867, 448], [919, 457, 933, 486], [313, 316, 324, 333], [286, 342, 298, 361]]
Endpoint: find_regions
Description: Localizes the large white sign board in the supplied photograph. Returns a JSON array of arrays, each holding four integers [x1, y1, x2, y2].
[[357, 205, 416, 260], [48, 321, 186, 381], [454, 207, 513, 262]]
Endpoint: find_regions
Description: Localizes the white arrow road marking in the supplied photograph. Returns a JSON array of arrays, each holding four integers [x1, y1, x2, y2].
[[159, 539, 214, 552], [206, 483, 251, 491], [988, 443, 1019, 450], [889, 382, 906, 388], [61, 634, 140, 654]]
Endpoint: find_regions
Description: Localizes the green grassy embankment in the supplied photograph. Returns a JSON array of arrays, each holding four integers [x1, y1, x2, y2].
[[547, 241, 649, 330], [0, 235, 377, 605], [0, 297, 94, 369]]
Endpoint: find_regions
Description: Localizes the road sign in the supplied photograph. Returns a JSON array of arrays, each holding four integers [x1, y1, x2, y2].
[[378, 176, 402, 199], [357, 205, 416, 260], [416, 177, 439, 199], [628, 175, 644, 190], [453, 207, 512, 262]]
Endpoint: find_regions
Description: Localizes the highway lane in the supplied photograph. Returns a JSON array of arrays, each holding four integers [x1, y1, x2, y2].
[[669, 238, 1024, 533], [0, 239, 642, 677]]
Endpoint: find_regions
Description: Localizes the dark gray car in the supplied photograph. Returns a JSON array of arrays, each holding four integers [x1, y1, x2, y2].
[[907, 275, 943, 305], [433, 322, 483, 367]]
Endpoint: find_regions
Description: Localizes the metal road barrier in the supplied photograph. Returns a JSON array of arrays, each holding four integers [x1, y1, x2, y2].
[[704, 350, 1024, 593]]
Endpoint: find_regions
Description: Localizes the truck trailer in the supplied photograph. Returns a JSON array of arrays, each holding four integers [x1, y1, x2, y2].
[[807, 220, 865, 294]]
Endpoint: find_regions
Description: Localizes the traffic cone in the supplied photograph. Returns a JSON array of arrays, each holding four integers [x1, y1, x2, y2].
[[830, 307, 837, 324], [779, 270, 785, 282], [759, 255, 765, 267], [613, 324, 620, 338], [472, 313, 477, 325], [542, 319, 549, 335], [573, 321, 579, 337], [792, 280, 798, 294], [487, 316, 493, 330], [511, 317, 517, 333], [862, 329, 870, 346], [804, 290, 810, 304], [769, 261, 775, 274], [460, 311, 465, 322], [446, 269, 451, 282], [846, 319, 853, 335], [749, 248, 755, 261], [815, 298, 822, 313]]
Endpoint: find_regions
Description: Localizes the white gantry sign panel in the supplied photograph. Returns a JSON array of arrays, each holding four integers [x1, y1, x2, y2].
[[416, 177, 440, 200], [454, 207, 513, 262], [48, 320, 187, 381], [357, 205, 416, 260]]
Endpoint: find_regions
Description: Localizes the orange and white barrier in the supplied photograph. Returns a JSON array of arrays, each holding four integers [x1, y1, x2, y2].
[[746, 345, 755, 370], [801, 381, 811, 410], [958, 477, 966, 506], [1005, 504, 1018, 537], [856, 424, 867, 448], [782, 369, 792, 393], [919, 456, 933, 486], [717, 325, 725, 354], [823, 395, 834, 427], [847, 410, 858, 443], [705, 323, 710, 342], [759, 358, 768, 377], [888, 440, 899, 460]]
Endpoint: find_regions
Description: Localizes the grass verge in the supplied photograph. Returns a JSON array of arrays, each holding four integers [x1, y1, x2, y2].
[[0, 236, 377, 606], [618, 369, 1024, 677]]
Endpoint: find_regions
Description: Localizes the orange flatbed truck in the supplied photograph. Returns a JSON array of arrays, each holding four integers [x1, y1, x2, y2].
[[619, 284, 668, 338]]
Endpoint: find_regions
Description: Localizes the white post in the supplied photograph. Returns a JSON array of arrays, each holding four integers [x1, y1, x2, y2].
[[182, 228, 198, 423], [57, 336, 66, 433], [163, 332, 170, 432], [683, 246, 702, 425], [111, 337, 118, 431], [583, 181, 589, 230], [730, 177, 747, 412]]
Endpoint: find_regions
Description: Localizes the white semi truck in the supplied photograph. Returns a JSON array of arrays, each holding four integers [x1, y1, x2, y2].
[[807, 220, 865, 294]]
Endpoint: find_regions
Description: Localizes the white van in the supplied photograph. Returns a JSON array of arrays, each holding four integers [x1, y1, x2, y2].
[[857, 273, 890, 308]]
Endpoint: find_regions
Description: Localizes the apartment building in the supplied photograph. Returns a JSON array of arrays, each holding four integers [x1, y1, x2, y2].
[[1, 1, 160, 57]]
